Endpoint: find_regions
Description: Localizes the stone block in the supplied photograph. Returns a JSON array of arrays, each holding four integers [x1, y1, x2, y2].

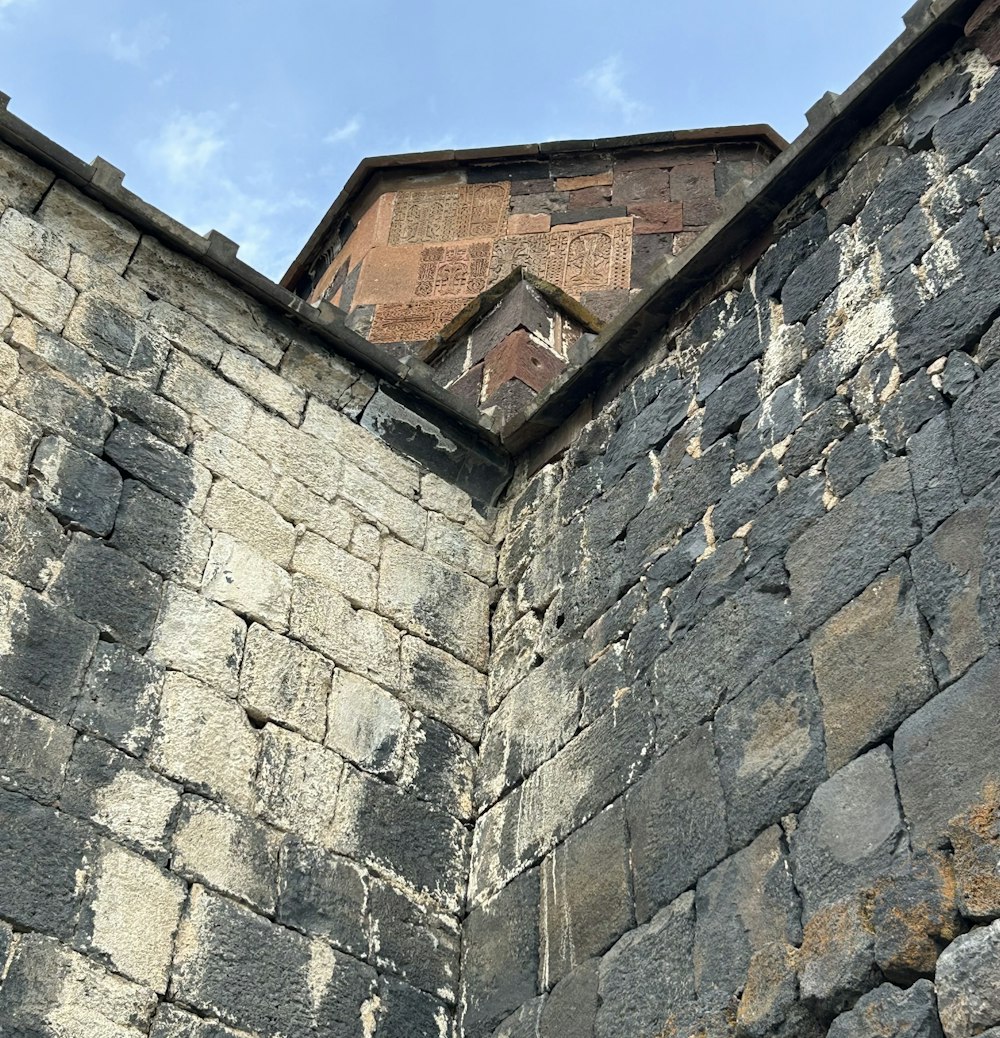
[[149, 671, 259, 810], [811, 562, 936, 773], [326, 668, 408, 777], [826, 980, 943, 1038], [146, 299, 226, 366], [0, 482, 67, 590], [339, 462, 427, 547], [0, 206, 69, 275], [255, 723, 343, 847], [933, 64, 1000, 168], [0, 932, 157, 1036], [272, 476, 354, 547], [239, 623, 330, 740], [627, 726, 729, 924], [375, 976, 451, 1037], [333, 766, 469, 913], [735, 942, 805, 1038], [247, 407, 344, 503], [781, 234, 843, 326], [369, 878, 460, 1001], [715, 646, 825, 847], [798, 897, 879, 1019], [202, 533, 292, 631], [78, 840, 186, 991], [936, 919, 1000, 1038], [594, 892, 695, 1038], [110, 479, 212, 588], [173, 885, 376, 1037], [0, 401, 37, 487], [787, 458, 920, 634], [276, 835, 367, 958], [50, 534, 162, 650], [506, 213, 551, 234], [791, 747, 906, 919], [379, 540, 489, 669], [826, 426, 886, 499], [399, 636, 487, 746], [0, 789, 93, 938], [292, 531, 377, 610], [949, 791, 1000, 922], [895, 652, 1000, 851], [404, 712, 476, 821], [701, 362, 761, 448], [31, 433, 122, 535], [629, 200, 684, 233], [461, 867, 540, 1038], [173, 795, 280, 914], [911, 502, 991, 686], [73, 641, 163, 756], [160, 349, 253, 441], [0, 140, 55, 210], [0, 693, 74, 803], [63, 734, 181, 861], [63, 294, 168, 384], [425, 511, 497, 584], [0, 237, 76, 329], [540, 800, 632, 991], [105, 419, 210, 510], [190, 426, 274, 499], [149, 583, 247, 696], [203, 478, 296, 567], [102, 374, 193, 450], [694, 826, 801, 1007], [541, 960, 599, 1038], [36, 179, 139, 273], [279, 340, 363, 412], [150, 1005, 252, 1038], [219, 347, 306, 423]]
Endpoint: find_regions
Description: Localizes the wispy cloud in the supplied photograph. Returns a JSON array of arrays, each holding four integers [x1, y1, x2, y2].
[[107, 18, 169, 64], [145, 111, 225, 181], [325, 115, 362, 145], [578, 54, 648, 124], [0, 0, 32, 8]]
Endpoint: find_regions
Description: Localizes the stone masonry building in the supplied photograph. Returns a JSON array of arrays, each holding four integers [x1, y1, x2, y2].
[[2, 1, 1000, 1036]]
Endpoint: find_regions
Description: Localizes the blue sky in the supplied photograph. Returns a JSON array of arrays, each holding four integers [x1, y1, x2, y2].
[[0, 0, 908, 281]]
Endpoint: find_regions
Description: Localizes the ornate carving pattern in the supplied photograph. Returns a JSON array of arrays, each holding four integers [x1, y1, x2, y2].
[[416, 243, 492, 298], [487, 235, 553, 284], [369, 299, 468, 343], [389, 183, 510, 245]]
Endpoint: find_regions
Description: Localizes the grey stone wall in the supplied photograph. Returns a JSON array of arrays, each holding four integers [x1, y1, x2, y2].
[[469, 32, 1000, 1038], [0, 139, 497, 1037]]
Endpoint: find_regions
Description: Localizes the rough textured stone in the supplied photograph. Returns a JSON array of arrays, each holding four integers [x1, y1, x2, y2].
[[292, 531, 377, 610], [627, 725, 729, 924], [798, 897, 879, 1019], [150, 1005, 252, 1038], [202, 533, 292, 631], [203, 478, 296, 567], [907, 413, 964, 533], [0, 693, 74, 803], [948, 791, 1000, 922], [541, 960, 599, 1038], [936, 920, 1000, 1038], [811, 562, 936, 772], [399, 635, 487, 744], [826, 980, 943, 1038], [31, 434, 122, 535], [105, 418, 210, 510], [594, 892, 695, 1038]]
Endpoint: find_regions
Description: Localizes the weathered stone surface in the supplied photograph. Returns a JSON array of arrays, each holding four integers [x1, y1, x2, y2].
[[31, 434, 122, 535], [150, 671, 259, 811], [404, 713, 475, 821], [826, 980, 943, 1038], [540, 800, 632, 990], [461, 867, 540, 1038], [62, 735, 181, 861], [149, 583, 247, 696], [936, 919, 1000, 1038], [735, 942, 808, 1038], [37, 180, 139, 273], [791, 747, 906, 919], [0, 482, 67, 589], [948, 790, 1000, 922], [627, 725, 729, 924], [399, 635, 487, 744], [292, 531, 377, 610], [173, 795, 280, 914], [694, 826, 801, 1007], [150, 1005, 252, 1038], [715, 647, 826, 847], [105, 418, 210, 510], [173, 885, 376, 1038], [0, 237, 77, 329], [219, 347, 305, 423], [541, 959, 599, 1038], [787, 458, 920, 633], [798, 898, 879, 1019], [239, 623, 330, 741], [276, 835, 367, 957], [0, 693, 74, 803], [594, 892, 695, 1038], [50, 534, 162, 650], [0, 932, 157, 1037], [379, 540, 490, 668], [811, 562, 936, 772], [907, 413, 963, 533], [375, 976, 451, 1038], [327, 668, 408, 777], [203, 478, 296, 567], [896, 652, 1000, 851], [202, 533, 292, 631]]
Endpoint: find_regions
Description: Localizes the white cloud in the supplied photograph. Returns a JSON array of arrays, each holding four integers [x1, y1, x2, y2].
[[578, 54, 648, 124], [145, 111, 225, 181], [107, 18, 169, 64], [325, 115, 362, 145]]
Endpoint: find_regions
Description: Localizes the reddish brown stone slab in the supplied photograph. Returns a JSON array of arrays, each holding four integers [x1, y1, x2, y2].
[[388, 182, 510, 244], [506, 213, 551, 235], [629, 201, 684, 234], [682, 196, 724, 227], [612, 167, 672, 206], [368, 299, 468, 343], [415, 241, 492, 299], [483, 329, 566, 397], [670, 159, 718, 201], [568, 186, 613, 208], [555, 171, 613, 191], [967, 0, 1000, 61], [309, 193, 396, 303], [352, 244, 425, 306], [614, 145, 717, 171]]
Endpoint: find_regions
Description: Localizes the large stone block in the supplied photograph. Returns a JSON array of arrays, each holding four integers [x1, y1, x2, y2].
[[798, 897, 879, 1019], [787, 457, 920, 634], [239, 623, 331, 741], [895, 652, 1000, 850], [31, 433, 122, 535], [694, 826, 801, 1007], [379, 540, 490, 669], [399, 635, 487, 744], [160, 350, 256, 440], [936, 920, 1000, 1038], [0, 140, 55, 210], [36, 179, 139, 274], [402, 712, 475, 821], [540, 800, 632, 991], [173, 794, 281, 914], [326, 668, 408, 777], [791, 746, 906, 919], [105, 419, 210, 510], [292, 531, 377, 610], [218, 347, 306, 423], [149, 583, 247, 696], [173, 885, 376, 1038], [191, 426, 275, 499], [715, 646, 826, 847], [0, 237, 76, 329], [907, 413, 963, 533], [811, 562, 936, 773], [150, 1005, 251, 1038], [0, 402, 38, 488], [541, 959, 599, 1038], [0, 206, 70, 275], [203, 478, 296, 567], [64, 294, 168, 384], [948, 791, 1000, 922], [594, 892, 696, 1038], [461, 867, 540, 1038], [374, 976, 451, 1038], [0, 482, 67, 590], [0, 932, 157, 1037], [0, 693, 74, 803], [826, 980, 943, 1038], [627, 725, 729, 924], [202, 533, 292, 631]]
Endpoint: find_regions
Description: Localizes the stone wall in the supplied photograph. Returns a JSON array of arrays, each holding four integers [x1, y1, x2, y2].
[[0, 137, 498, 1037], [467, 24, 1000, 1038]]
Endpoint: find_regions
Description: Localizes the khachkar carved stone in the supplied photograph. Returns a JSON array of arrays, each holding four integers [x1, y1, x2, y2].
[[389, 184, 510, 245], [416, 243, 492, 299], [369, 299, 468, 343]]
